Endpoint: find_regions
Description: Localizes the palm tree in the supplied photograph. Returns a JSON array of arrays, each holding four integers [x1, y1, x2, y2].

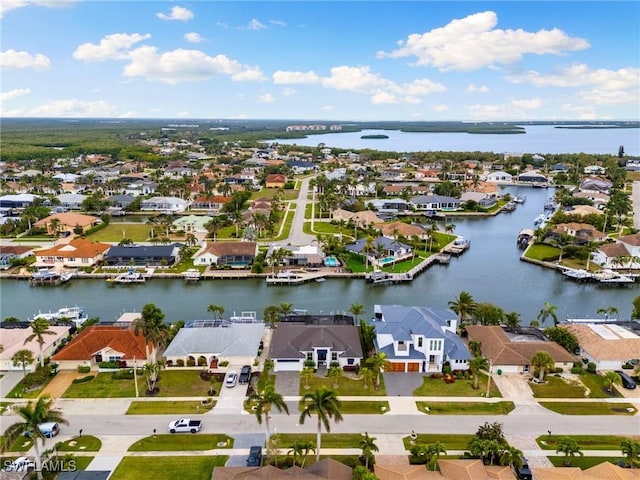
[[207, 304, 225, 320], [279, 302, 294, 318], [468, 356, 489, 389], [554, 233, 573, 264], [299, 387, 343, 462], [301, 366, 315, 390], [499, 445, 524, 469], [263, 304, 282, 327], [537, 301, 559, 327], [25, 317, 55, 368], [328, 365, 343, 388], [1, 396, 69, 480], [12, 349, 34, 377], [133, 303, 169, 364], [603, 371, 621, 393], [448, 291, 477, 328], [531, 351, 555, 382], [248, 384, 290, 445], [555, 437, 583, 466], [359, 432, 379, 469], [288, 440, 315, 467], [349, 303, 365, 323], [359, 367, 373, 390], [503, 311, 521, 328], [359, 320, 376, 356], [268, 247, 292, 275], [366, 352, 388, 389], [620, 439, 640, 468], [596, 306, 618, 320], [425, 442, 447, 471]]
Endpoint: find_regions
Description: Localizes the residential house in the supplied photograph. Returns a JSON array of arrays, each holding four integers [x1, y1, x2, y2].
[[410, 195, 461, 211], [579, 177, 612, 194], [193, 241, 258, 268], [573, 190, 609, 208], [34, 212, 100, 235], [460, 191, 497, 208], [564, 322, 640, 370], [213, 458, 352, 480], [163, 322, 265, 368], [141, 196, 189, 213], [51, 324, 151, 370], [269, 324, 363, 372], [0, 245, 34, 269], [56, 193, 87, 210], [368, 198, 410, 213], [266, 244, 325, 267], [375, 459, 515, 480], [0, 325, 71, 372], [465, 326, 576, 374], [124, 180, 156, 197], [517, 172, 548, 184], [104, 244, 180, 267], [265, 173, 286, 188], [172, 215, 212, 234], [374, 221, 425, 239], [485, 171, 513, 183], [331, 209, 383, 227], [383, 185, 430, 196], [191, 195, 231, 212], [584, 165, 606, 175], [34, 238, 111, 268], [532, 461, 640, 480], [592, 233, 640, 269], [370, 305, 470, 373], [549, 223, 607, 244], [0, 193, 41, 209], [346, 236, 412, 266], [286, 160, 317, 174]]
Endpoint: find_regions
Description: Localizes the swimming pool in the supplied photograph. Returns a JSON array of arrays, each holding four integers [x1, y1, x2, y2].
[[379, 256, 395, 265], [324, 256, 341, 267]]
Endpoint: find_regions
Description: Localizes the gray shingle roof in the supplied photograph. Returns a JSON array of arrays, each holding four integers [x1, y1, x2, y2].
[[164, 323, 265, 357], [269, 325, 363, 359], [372, 305, 455, 339]]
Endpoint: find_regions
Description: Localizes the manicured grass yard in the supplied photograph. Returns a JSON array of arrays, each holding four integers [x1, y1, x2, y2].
[[8, 435, 34, 452], [579, 373, 622, 398], [416, 401, 515, 415], [126, 400, 216, 415], [402, 434, 474, 451], [56, 435, 102, 451], [271, 433, 364, 449], [547, 456, 623, 469], [294, 400, 389, 414], [300, 374, 386, 396], [529, 376, 586, 398], [110, 456, 228, 480], [539, 401, 636, 415], [63, 370, 219, 398], [128, 434, 233, 451], [536, 434, 640, 450], [525, 243, 560, 261], [412, 374, 502, 397], [88, 223, 156, 242]]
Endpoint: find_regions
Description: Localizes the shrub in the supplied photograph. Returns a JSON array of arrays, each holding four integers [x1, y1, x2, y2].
[[330, 361, 340, 369], [587, 362, 597, 373], [197, 357, 207, 366], [571, 366, 584, 374], [219, 360, 229, 367], [442, 365, 452, 375], [304, 360, 316, 368], [77, 365, 91, 374], [176, 359, 185, 367], [98, 361, 120, 369], [112, 370, 134, 380], [431, 373, 443, 379], [622, 362, 634, 370], [72, 375, 94, 384], [186, 358, 196, 367], [554, 367, 564, 373]]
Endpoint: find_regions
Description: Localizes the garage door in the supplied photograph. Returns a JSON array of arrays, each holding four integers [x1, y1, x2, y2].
[[386, 362, 405, 372], [407, 362, 420, 372], [275, 360, 301, 372]]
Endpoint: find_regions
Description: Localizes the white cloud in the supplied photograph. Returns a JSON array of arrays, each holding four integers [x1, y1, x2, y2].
[[259, 93, 275, 103], [1, 87, 31, 101], [280, 87, 296, 96], [26, 99, 122, 117], [273, 70, 320, 84], [184, 32, 203, 43], [73, 33, 151, 62], [320, 105, 334, 111], [0, 49, 50, 70], [467, 84, 489, 93], [511, 98, 543, 109], [270, 20, 286, 27], [247, 19, 266, 30], [431, 104, 449, 112], [466, 103, 510, 120], [123, 46, 265, 83], [0, 0, 75, 18], [371, 90, 399, 105], [377, 11, 590, 71], [561, 103, 597, 120], [157, 5, 193, 21]]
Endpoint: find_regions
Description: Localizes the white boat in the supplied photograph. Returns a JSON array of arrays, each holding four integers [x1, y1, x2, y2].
[[533, 213, 547, 227], [561, 268, 593, 280], [30, 268, 60, 281], [60, 272, 73, 283], [513, 195, 526, 204], [315, 277, 326, 283], [107, 269, 146, 284], [32, 306, 88, 327], [182, 269, 201, 281]]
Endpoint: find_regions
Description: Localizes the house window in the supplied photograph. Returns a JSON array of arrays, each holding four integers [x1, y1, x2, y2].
[[417, 337, 423, 347], [306, 352, 313, 361], [108, 356, 122, 362], [331, 352, 338, 362], [347, 358, 354, 365]]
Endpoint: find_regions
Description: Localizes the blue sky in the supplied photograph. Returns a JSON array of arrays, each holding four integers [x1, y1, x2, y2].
[[1, 1, 638, 121]]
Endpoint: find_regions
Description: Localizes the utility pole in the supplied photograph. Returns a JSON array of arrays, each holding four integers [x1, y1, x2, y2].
[[486, 358, 493, 398], [134, 360, 139, 398]]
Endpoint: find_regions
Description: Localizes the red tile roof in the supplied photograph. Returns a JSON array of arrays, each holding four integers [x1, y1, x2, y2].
[[52, 325, 149, 361], [35, 238, 110, 259]]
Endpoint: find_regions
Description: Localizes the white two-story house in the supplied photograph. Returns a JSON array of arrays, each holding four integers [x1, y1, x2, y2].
[[370, 304, 470, 373]]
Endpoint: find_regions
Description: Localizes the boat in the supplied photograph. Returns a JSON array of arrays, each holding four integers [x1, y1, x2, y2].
[[31, 306, 88, 327], [107, 269, 146, 284], [595, 270, 635, 285], [544, 198, 557, 211], [30, 268, 60, 282], [533, 213, 546, 227], [315, 277, 326, 283], [502, 201, 517, 212], [561, 268, 594, 281], [60, 272, 73, 283], [513, 195, 526, 204], [367, 270, 394, 285], [182, 269, 201, 282], [516, 229, 534, 249]]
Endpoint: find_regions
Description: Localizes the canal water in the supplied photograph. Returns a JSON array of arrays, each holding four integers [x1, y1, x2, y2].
[[1, 186, 637, 323]]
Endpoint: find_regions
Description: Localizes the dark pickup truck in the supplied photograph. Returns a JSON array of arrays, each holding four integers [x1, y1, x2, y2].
[[239, 365, 252, 384]]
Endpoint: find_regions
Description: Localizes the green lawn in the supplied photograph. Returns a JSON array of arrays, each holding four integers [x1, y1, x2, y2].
[[529, 376, 586, 398], [271, 210, 295, 241], [128, 434, 233, 451], [524, 243, 560, 261], [402, 434, 474, 451], [547, 456, 623, 469], [300, 374, 386, 396], [412, 374, 502, 397], [579, 373, 622, 398], [127, 400, 216, 415], [294, 400, 389, 414], [271, 433, 364, 449], [416, 401, 515, 415], [63, 370, 219, 398], [110, 456, 228, 480], [8, 435, 33, 452], [56, 435, 102, 451], [539, 402, 636, 415], [88, 223, 155, 242], [536, 434, 640, 450]]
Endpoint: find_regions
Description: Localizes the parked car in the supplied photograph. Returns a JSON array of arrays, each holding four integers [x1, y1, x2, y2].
[[615, 370, 637, 389], [514, 458, 532, 480], [2, 456, 35, 472], [239, 365, 252, 384], [24, 422, 60, 438], [247, 446, 262, 466], [167, 418, 202, 434], [225, 371, 238, 388]]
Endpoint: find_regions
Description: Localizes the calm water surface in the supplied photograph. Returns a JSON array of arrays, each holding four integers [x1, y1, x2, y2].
[[273, 125, 640, 156], [1, 187, 638, 323]]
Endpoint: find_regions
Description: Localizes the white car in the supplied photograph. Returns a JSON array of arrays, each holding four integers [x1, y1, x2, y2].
[[225, 371, 238, 388], [167, 418, 202, 433], [3, 456, 35, 472]]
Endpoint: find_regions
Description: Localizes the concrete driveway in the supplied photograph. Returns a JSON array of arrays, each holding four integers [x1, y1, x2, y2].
[[212, 368, 250, 415], [0, 371, 23, 398], [382, 373, 425, 396], [274, 371, 300, 396]]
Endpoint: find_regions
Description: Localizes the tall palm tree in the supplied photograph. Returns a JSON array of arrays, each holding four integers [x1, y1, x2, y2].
[[143, 361, 163, 393], [1, 396, 68, 480], [25, 317, 55, 368], [299, 387, 343, 462], [12, 349, 34, 377], [359, 320, 376, 356], [468, 356, 489, 389], [359, 367, 373, 390], [499, 445, 524, 469], [359, 432, 379, 469], [537, 301, 558, 327], [263, 304, 282, 327], [531, 351, 555, 382], [279, 302, 294, 317], [366, 352, 388, 389], [427, 442, 447, 471], [448, 291, 477, 328], [555, 437, 583, 466], [620, 439, 640, 468], [349, 303, 365, 323], [248, 384, 290, 445], [133, 303, 169, 364], [207, 304, 225, 320], [503, 312, 521, 328]]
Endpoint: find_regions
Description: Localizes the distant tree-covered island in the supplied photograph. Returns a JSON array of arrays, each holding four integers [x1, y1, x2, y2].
[[360, 134, 389, 139]]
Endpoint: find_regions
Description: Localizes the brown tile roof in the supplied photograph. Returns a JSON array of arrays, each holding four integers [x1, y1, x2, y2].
[[265, 173, 286, 183], [193, 195, 231, 204], [375, 221, 425, 237], [51, 325, 149, 361], [564, 323, 640, 361], [531, 462, 640, 480], [438, 459, 491, 480], [619, 232, 640, 247], [466, 326, 576, 366], [198, 241, 257, 257], [212, 459, 351, 479], [375, 464, 437, 480], [34, 212, 99, 228], [34, 238, 111, 259], [0, 245, 34, 255], [0, 326, 71, 361], [584, 461, 640, 479], [598, 243, 630, 258]]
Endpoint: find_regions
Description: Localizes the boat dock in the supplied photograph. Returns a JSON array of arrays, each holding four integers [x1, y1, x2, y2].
[[266, 269, 328, 285]]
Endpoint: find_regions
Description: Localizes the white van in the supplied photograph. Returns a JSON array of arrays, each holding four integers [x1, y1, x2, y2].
[[37, 422, 60, 438]]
